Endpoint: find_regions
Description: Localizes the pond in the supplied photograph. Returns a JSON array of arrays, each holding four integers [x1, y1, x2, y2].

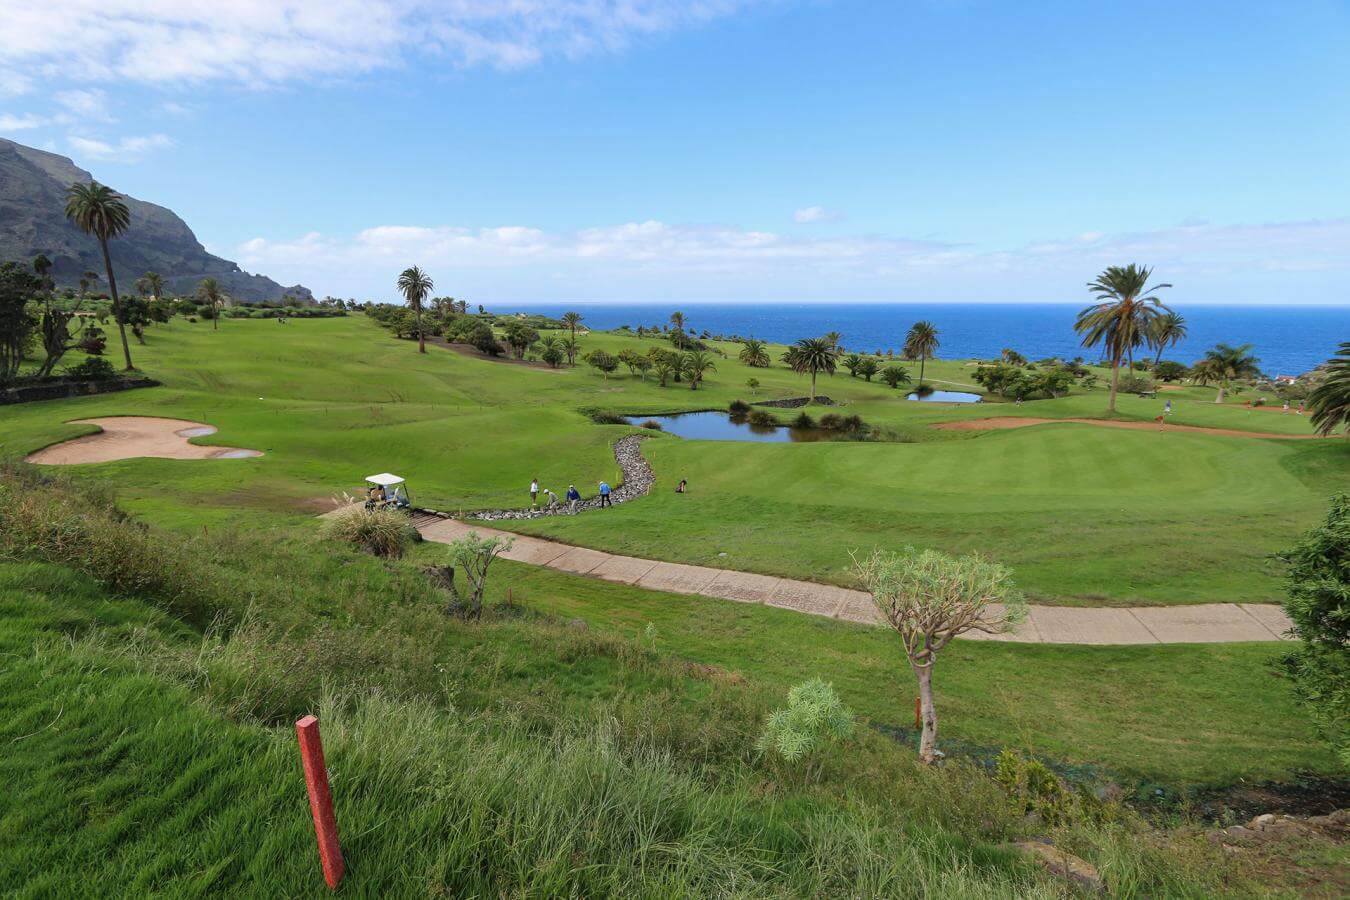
[[623, 411, 829, 443], [906, 389, 983, 403]]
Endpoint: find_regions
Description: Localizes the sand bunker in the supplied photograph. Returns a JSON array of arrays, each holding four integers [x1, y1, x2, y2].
[[26, 417, 263, 465], [932, 416, 1322, 439]]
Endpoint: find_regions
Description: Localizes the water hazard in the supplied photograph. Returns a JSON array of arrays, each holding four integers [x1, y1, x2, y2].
[[905, 390, 982, 403], [623, 411, 829, 443]]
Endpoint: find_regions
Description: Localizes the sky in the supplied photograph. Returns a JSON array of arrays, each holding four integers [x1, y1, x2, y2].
[[2, 0, 1349, 304]]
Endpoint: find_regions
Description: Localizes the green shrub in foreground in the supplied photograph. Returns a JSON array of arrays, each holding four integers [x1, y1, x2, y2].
[[320, 503, 417, 558], [756, 678, 855, 766]]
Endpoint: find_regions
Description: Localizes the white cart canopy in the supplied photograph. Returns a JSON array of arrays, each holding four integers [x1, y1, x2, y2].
[[364, 473, 405, 487]]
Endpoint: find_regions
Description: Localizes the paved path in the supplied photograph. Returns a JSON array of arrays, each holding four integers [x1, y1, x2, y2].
[[418, 518, 1293, 645]]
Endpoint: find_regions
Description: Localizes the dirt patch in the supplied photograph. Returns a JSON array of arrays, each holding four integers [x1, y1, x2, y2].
[[25, 416, 263, 464], [930, 416, 1323, 439]]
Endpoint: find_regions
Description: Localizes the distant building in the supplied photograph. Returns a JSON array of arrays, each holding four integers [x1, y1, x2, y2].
[[1275, 374, 1298, 384]]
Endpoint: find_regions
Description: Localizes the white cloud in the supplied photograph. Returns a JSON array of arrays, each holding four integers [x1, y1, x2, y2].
[[793, 205, 838, 224], [233, 215, 1350, 302], [68, 132, 174, 161], [0, 113, 45, 130], [55, 88, 113, 121], [0, 1, 762, 92]]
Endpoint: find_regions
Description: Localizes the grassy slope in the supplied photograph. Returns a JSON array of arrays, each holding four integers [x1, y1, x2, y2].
[[2, 315, 1344, 606]]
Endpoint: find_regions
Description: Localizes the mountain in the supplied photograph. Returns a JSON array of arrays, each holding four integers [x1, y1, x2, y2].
[[0, 137, 311, 303]]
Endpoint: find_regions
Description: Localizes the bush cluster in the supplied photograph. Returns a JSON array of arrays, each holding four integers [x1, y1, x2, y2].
[[320, 503, 418, 558]]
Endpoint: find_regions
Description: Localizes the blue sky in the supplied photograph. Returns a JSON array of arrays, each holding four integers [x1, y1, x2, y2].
[[2, 0, 1349, 303]]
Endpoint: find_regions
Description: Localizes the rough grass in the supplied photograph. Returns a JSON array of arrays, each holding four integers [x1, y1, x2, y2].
[[320, 501, 418, 557], [0, 477, 1284, 896]]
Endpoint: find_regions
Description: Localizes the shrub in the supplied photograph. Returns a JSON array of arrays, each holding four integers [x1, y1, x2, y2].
[[791, 412, 816, 429], [994, 750, 1105, 826], [747, 410, 776, 427], [587, 410, 626, 425], [639, 419, 663, 430], [1117, 373, 1156, 394], [467, 322, 502, 356], [818, 413, 843, 430], [840, 414, 864, 432], [728, 399, 752, 415], [65, 357, 117, 381], [321, 503, 418, 558], [756, 678, 855, 765], [76, 328, 107, 355], [1154, 360, 1188, 382]]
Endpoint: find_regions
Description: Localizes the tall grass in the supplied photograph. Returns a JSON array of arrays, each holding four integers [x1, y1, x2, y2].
[[0, 472, 1274, 896]]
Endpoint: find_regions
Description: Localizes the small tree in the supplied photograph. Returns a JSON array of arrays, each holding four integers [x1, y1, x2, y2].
[[842, 353, 863, 377], [1281, 495, 1350, 765], [854, 547, 1026, 763], [746, 376, 760, 395], [502, 320, 539, 359], [680, 350, 717, 390], [0, 262, 39, 381], [880, 365, 911, 389], [585, 349, 618, 379], [444, 532, 514, 619], [856, 357, 880, 382]]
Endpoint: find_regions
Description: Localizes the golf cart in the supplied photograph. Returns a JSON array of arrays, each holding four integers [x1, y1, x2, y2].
[[364, 473, 412, 512]]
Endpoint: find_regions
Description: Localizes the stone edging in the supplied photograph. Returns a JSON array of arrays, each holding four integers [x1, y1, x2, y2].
[[469, 434, 655, 522]]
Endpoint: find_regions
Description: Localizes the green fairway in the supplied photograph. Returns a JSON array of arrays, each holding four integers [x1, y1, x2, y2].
[[3, 315, 1343, 604]]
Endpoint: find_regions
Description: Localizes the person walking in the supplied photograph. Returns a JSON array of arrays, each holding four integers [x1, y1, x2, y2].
[[675, 479, 688, 493], [565, 484, 581, 512], [530, 477, 539, 507], [1283, 400, 1290, 414], [1298, 401, 1305, 415], [1164, 399, 1172, 416], [598, 480, 612, 507]]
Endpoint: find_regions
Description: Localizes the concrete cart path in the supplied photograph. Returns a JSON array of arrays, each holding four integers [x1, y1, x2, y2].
[[417, 518, 1293, 646]]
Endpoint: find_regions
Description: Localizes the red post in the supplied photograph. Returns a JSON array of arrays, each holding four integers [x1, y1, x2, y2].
[[296, 715, 345, 889]]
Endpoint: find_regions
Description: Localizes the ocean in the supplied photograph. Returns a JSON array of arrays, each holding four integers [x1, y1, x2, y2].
[[502, 303, 1348, 377]]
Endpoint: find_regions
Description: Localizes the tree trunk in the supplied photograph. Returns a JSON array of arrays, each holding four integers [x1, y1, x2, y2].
[[918, 354, 926, 389], [415, 305, 425, 353], [1215, 384, 1226, 404], [100, 236, 134, 370], [213, 306, 218, 330], [810, 369, 817, 400], [913, 662, 938, 763], [1107, 356, 1120, 412]]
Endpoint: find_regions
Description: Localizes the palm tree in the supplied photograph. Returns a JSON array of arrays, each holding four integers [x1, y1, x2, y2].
[[823, 330, 842, 349], [79, 269, 99, 298], [904, 321, 939, 390], [196, 277, 228, 330], [738, 338, 769, 368], [396, 266, 434, 353], [65, 181, 133, 369], [1309, 342, 1350, 436], [135, 271, 165, 304], [1191, 343, 1262, 403], [670, 311, 686, 333], [842, 352, 863, 377], [561, 311, 583, 363], [681, 351, 717, 390], [1148, 311, 1188, 368], [1073, 265, 1171, 412], [783, 337, 838, 401]]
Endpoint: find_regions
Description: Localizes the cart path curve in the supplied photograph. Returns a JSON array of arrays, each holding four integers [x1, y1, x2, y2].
[[414, 517, 1292, 646]]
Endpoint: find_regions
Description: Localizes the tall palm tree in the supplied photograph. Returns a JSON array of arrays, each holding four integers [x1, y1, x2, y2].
[[1073, 265, 1171, 412], [1148, 311, 1188, 368], [196, 277, 228, 331], [561, 311, 582, 364], [681, 351, 717, 390], [823, 330, 842, 349], [904, 321, 939, 390], [1191, 343, 1262, 403], [65, 181, 133, 369], [783, 337, 838, 400], [396, 266, 434, 353], [1309, 342, 1350, 436], [135, 271, 165, 304], [738, 338, 769, 368], [670, 311, 686, 333]]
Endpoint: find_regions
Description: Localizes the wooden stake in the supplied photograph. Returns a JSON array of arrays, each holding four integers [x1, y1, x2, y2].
[[296, 715, 345, 889]]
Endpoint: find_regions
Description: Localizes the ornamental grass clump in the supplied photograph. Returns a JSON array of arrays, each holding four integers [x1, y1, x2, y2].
[[322, 502, 418, 558], [756, 677, 855, 769]]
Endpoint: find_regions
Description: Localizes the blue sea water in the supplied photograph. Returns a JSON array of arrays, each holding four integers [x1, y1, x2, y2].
[[505, 303, 1348, 377]]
